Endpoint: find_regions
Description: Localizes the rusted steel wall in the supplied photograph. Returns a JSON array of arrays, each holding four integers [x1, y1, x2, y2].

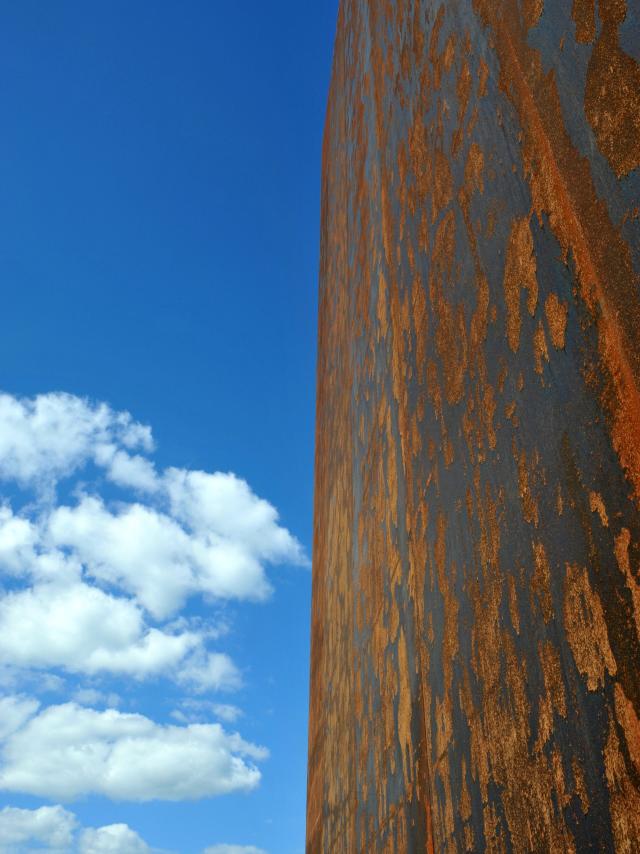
[[307, 0, 640, 851]]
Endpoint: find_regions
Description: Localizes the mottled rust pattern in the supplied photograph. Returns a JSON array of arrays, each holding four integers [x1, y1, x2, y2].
[[307, 1, 640, 851]]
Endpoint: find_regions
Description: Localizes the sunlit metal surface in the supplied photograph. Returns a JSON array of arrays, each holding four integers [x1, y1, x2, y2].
[[307, 1, 640, 850]]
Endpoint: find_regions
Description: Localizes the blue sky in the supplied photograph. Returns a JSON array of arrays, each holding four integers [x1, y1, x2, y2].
[[0, 3, 337, 852]]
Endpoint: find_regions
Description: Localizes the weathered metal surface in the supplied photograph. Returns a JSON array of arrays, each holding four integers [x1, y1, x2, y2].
[[307, 1, 640, 851]]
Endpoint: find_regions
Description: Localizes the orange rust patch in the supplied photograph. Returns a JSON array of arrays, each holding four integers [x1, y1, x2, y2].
[[589, 491, 609, 527], [464, 142, 485, 194], [615, 681, 640, 774], [397, 627, 412, 781], [604, 719, 640, 852], [564, 563, 617, 691], [556, 484, 564, 516], [453, 60, 473, 156], [516, 444, 539, 527], [544, 293, 568, 350], [572, 0, 596, 43], [533, 320, 549, 375], [585, 0, 640, 178], [503, 217, 538, 352], [614, 527, 640, 641], [532, 541, 553, 622], [478, 58, 489, 98], [483, 385, 497, 449], [522, 0, 543, 30], [536, 641, 567, 751], [572, 756, 590, 814], [377, 270, 389, 338], [432, 149, 454, 222], [507, 574, 520, 634]]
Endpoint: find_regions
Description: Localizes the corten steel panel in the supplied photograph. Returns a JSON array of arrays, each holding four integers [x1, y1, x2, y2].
[[306, 0, 640, 851]]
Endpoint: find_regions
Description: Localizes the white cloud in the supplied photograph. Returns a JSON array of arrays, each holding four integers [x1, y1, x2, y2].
[[48, 497, 195, 618], [0, 389, 301, 824], [212, 704, 243, 723], [173, 700, 243, 724], [165, 468, 307, 565], [48, 495, 276, 618], [203, 846, 268, 854], [104, 450, 159, 494], [0, 392, 152, 491], [0, 805, 77, 849], [0, 698, 267, 801], [0, 695, 40, 740], [0, 506, 79, 585], [0, 668, 65, 696], [0, 506, 38, 576], [0, 580, 199, 679], [0, 392, 305, 623], [78, 823, 151, 854], [71, 688, 120, 708], [0, 806, 157, 854], [176, 651, 242, 693], [0, 511, 242, 688]]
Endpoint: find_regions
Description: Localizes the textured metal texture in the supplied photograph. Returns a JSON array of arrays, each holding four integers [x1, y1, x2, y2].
[[307, 1, 640, 851]]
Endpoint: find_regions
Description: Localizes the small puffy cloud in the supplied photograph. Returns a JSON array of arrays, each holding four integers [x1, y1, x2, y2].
[[0, 698, 267, 801], [0, 804, 77, 849], [203, 846, 268, 854], [78, 823, 151, 854]]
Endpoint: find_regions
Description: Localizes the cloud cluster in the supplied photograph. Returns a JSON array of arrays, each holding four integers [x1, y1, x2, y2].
[[0, 391, 153, 491], [0, 390, 300, 831], [0, 805, 152, 853], [78, 823, 152, 854], [0, 511, 239, 689], [0, 805, 76, 850], [0, 391, 305, 688], [0, 695, 267, 801], [0, 805, 267, 854]]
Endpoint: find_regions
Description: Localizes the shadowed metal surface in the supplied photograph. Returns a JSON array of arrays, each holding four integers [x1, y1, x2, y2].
[[307, 1, 640, 851]]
